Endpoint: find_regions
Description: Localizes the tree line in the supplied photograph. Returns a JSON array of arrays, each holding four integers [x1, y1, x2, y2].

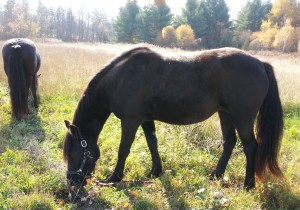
[[1, 0, 300, 52], [0, 0, 114, 42]]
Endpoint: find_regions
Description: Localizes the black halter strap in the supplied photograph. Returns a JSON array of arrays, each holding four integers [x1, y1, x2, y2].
[[67, 139, 93, 177]]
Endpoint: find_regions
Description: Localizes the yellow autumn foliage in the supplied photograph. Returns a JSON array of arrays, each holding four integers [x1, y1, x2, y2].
[[269, 0, 300, 27], [161, 25, 177, 47], [175, 24, 197, 49], [273, 19, 297, 52], [256, 20, 279, 49]]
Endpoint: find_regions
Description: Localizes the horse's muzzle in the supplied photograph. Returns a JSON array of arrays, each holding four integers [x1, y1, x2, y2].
[[67, 172, 90, 187]]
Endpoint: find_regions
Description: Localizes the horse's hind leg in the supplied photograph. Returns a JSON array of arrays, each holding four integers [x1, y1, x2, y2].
[[235, 118, 257, 190], [108, 118, 140, 182], [211, 111, 237, 179], [31, 74, 39, 108], [142, 121, 162, 177]]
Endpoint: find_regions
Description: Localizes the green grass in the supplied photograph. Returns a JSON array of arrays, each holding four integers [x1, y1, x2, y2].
[[0, 42, 299, 209]]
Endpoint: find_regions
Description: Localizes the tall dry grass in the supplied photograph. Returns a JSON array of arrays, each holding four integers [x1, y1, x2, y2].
[[250, 51, 300, 104]]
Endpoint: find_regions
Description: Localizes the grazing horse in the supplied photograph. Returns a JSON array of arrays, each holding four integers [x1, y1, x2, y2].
[[2, 38, 41, 120], [63, 47, 283, 189]]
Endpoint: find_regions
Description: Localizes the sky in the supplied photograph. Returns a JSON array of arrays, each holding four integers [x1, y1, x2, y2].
[[22, 0, 250, 20]]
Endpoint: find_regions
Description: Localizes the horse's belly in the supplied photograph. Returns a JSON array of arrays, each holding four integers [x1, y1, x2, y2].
[[148, 100, 218, 125]]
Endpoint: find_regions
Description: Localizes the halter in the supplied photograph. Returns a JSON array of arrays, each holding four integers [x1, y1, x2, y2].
[[67, 139, 93, 178]]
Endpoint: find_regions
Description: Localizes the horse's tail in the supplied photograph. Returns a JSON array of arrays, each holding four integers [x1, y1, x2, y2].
[[255, 62, 283, 179], [8, 45, 27, 120]]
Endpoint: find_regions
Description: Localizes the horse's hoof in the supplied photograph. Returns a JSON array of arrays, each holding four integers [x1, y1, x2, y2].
[[107, 174, 123, 183], [149, 167, 162, 178], [210, 170, 223, 180], [244, 179, 255, 191]]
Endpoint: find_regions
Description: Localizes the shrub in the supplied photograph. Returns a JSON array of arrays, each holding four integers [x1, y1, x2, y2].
[[249, 38, 263, 51], [273, 19, 297, 52], [175, 24, 197, 49], [256, 20, 279, 50], [161, 25, 177, 47], [235, 30, 251, 49]]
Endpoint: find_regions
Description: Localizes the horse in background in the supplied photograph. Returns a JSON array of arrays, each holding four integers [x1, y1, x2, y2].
[[2, 38, 41, 120]]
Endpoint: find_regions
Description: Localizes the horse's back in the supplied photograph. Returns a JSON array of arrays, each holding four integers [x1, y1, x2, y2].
[[3, 38, 37, 55], [2, 38, 40, 74]]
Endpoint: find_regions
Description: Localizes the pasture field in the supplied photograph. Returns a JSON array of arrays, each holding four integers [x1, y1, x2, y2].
[[0, 41, 299, 209]]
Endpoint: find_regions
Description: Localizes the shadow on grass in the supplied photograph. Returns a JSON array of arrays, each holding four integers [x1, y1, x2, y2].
[[119, 182, 158, 210], [283, 102, 300, 118], [159, 172, 190, 210], [259, 182, 300, 210], [0, 106, 45, 153], [56, 181, 156, 210], [54, 187, 113, 210]]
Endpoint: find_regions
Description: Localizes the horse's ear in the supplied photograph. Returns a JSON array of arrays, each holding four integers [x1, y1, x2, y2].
[[64, 120, 71, 129], [69, 124, 80, 140]]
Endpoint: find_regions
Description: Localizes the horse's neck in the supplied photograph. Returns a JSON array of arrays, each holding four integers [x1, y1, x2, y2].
[[73, 102, 102, 139], [73, 95, 109, 140]]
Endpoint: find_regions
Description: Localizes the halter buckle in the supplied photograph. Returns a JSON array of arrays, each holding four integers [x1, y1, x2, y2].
[[81, 140, 87, 148]]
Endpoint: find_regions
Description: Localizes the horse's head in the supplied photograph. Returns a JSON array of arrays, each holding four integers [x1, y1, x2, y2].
[[63, 120, 100, 187]]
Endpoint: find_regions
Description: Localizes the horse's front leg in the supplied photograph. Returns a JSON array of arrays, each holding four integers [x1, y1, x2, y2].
[[108, 118, 140, 182], [141, 121, 162, 177]]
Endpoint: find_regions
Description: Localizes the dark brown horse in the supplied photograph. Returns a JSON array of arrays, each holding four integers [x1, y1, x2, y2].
[[2, 38, 41, 119], [63, 47, 283, 189]]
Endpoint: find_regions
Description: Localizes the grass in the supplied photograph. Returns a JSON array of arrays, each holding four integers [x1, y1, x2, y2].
[[0, 41, 299, 209]]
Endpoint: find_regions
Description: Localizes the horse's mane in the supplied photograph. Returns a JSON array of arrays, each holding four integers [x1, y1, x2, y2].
[[85, 47, 153, 97]]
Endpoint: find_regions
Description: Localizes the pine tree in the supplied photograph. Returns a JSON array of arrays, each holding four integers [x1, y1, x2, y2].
[[137, 2, 172, 44], [115, 0, 140, 43], [200, 0, 231, 48], [234, 0, 271, 33], [182, 0, 206, 39], [183, 0, 231, 48], [36, 0, 49, 38], [64, 8, 75, 41]]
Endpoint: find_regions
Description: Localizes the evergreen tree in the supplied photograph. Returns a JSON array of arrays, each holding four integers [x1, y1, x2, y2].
[[3, 0, 16, 22], [115, 0, 140, 43], [137, 2, 172, 44], [47, 8, 57, 38], [64, 8, 76, 41], [234, 0, 272, 33], [21, 0, 30, 22], [182, 0, 205, 39], [183, 0, 231, 48], [36, 0, 49, 37], [171, 15, 187, 29], [55, 7, 66, 40]]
